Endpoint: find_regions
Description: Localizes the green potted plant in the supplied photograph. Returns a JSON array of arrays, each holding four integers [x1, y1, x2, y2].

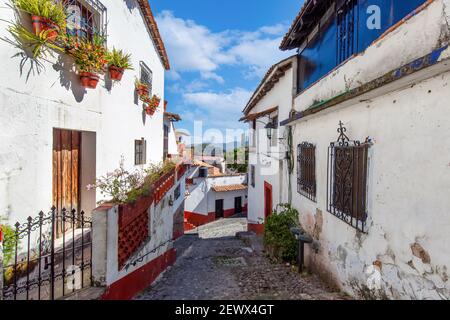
[[12, 0, 67, 42], [106, 47, 133, 81], [135, 78, 149, 97], [71, 38, 107, 89]]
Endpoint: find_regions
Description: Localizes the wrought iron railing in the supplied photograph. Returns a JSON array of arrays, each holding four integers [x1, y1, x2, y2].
[[2, 208, 92, 300]]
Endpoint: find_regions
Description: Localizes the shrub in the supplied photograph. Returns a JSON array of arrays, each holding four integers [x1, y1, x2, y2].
[[0, 221, 20, 266], [264, 204, 300, 263]]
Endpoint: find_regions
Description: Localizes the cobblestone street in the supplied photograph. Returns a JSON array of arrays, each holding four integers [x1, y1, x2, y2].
[[135, 217, 347, 300]]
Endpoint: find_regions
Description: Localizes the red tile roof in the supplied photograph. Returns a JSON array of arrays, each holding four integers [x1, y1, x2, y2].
[[212, 184, 248, 192], [136, 0, 170, 70]]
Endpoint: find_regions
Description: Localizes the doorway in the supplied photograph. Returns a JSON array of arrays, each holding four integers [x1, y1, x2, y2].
[[264, 181, 273, 219], [215, 199, 224, 219], [234, 196, 242, 214]]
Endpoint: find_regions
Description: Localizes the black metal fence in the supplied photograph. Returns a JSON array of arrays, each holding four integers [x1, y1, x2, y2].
[[297, 142, 317, 202], [2, 207, 92, 300]]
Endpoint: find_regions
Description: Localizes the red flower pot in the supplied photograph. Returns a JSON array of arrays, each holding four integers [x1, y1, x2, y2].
[[80, 72, 100, 89], [136, 85, 149, 97], [31, 15, 60, 42], [109, 66, 124, 81], [145, 106, 156, 116]]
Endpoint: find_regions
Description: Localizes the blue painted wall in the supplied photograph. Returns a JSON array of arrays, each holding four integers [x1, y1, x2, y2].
[[298, 0, 428, 91]]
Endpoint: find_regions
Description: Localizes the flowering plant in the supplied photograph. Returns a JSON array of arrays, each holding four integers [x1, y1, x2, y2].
[[70, 35, 107, 73], [88, 158, 176, 204], [87, 157, 144, 203], [144, 94, 161, 108]]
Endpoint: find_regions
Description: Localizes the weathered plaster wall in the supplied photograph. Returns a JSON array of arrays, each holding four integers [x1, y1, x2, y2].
[[94, 177, 185, 287], [0, 0, 166, 225], [247, 67, 294, 226], [290, 70, 450, 300]]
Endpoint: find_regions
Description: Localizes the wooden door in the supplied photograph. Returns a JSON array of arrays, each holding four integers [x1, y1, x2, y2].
[[53, 129, 81, 235], [264, 181, 273, 219], [215, 199, 224, 219]]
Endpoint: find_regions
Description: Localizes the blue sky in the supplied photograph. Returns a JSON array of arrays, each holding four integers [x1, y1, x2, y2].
[[150, 0, 303, 143]]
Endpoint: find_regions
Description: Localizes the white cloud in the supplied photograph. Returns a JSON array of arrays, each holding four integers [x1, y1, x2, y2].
[[183, 88, 252, 114], [156, 11, 291, 80]]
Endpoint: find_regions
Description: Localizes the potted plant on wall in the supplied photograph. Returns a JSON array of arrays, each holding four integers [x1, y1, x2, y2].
[[143, 95, 160, 116], [12, 0, 67, 42], [135, 78, 149, 98], [106, 47, 133, 81], [71, 35, 107, 89]]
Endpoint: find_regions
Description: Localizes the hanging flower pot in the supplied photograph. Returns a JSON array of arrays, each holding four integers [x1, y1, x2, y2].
[[31, 15, 60, 42], [136, 84, 149, 97], [80, 72, 100, 89], [145, 106, 156, 116], [109, 66, 124, 81]]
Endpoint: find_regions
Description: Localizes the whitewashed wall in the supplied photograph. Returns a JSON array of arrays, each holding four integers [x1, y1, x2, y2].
[[290, 68, 450, 300], [0, 0, 166, 225], [247, 66, 294, 226], [185, 173, 247, 215]]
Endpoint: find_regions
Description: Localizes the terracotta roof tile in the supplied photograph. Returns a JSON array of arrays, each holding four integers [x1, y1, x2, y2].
[[212, 184, 248, 192], [136, 0, 170, 70]]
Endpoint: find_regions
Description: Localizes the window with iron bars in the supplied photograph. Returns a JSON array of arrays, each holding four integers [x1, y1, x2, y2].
[[140, 61, 153, 96], [336, 0, 358, 64], [62, 0, 107, 41], [297, 142, 316, 202], [327, 121, 371, 232], [135, 138, 147, 165]]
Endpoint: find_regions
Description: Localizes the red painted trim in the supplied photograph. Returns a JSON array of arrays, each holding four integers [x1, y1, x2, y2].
[[264, 181, 273, 219], [223, 208, 235, 218], [172, 229, 184, 240], [101, 248, 177, 300], [248, 223, 265, 235], [184, 211, 215, 227]]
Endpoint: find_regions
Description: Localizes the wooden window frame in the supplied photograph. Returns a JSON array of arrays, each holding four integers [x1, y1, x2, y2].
[[134, 138, 147, 165]]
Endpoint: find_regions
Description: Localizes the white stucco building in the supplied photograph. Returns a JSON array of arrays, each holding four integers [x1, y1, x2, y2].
[[241, 56, 296, 234], [184, 161, 248, 230], [0, 0, 170, 224], [255, 0, 450, 300], [0, 0, 188, 300]]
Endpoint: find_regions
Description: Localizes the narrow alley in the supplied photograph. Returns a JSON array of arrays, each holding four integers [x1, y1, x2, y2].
[[135, 217, 347, 300]]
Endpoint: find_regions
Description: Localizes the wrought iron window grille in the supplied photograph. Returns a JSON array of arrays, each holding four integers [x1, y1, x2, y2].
[[336, 0, 358, 64], [327, 121, 372, 233], [61, 0, 107, 42], [140, 61, 153, 96], [297, 142, 316, 202]]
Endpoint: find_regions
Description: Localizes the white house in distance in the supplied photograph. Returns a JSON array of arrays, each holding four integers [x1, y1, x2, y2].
[[244, 0, 450, 299], [0, 0, 187, 300], [184, 161, 248, 230], [240, 56, 296, 234]]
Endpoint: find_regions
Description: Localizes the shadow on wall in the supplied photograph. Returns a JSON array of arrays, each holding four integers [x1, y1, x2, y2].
[[53, 54, 86, 102], [124, 0, 139, 12]]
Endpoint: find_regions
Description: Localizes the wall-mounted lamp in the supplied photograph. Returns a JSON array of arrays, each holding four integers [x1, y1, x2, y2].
[[265, 121, 276, 140]]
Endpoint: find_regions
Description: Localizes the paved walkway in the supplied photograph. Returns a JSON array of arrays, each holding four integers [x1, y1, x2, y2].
[[135, 217, 347, 300]]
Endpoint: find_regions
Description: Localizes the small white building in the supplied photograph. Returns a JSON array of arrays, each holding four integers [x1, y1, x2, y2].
[[240, 56, 296, 234], [184, 161, 248, 230], [245, 0, 450, 300]]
